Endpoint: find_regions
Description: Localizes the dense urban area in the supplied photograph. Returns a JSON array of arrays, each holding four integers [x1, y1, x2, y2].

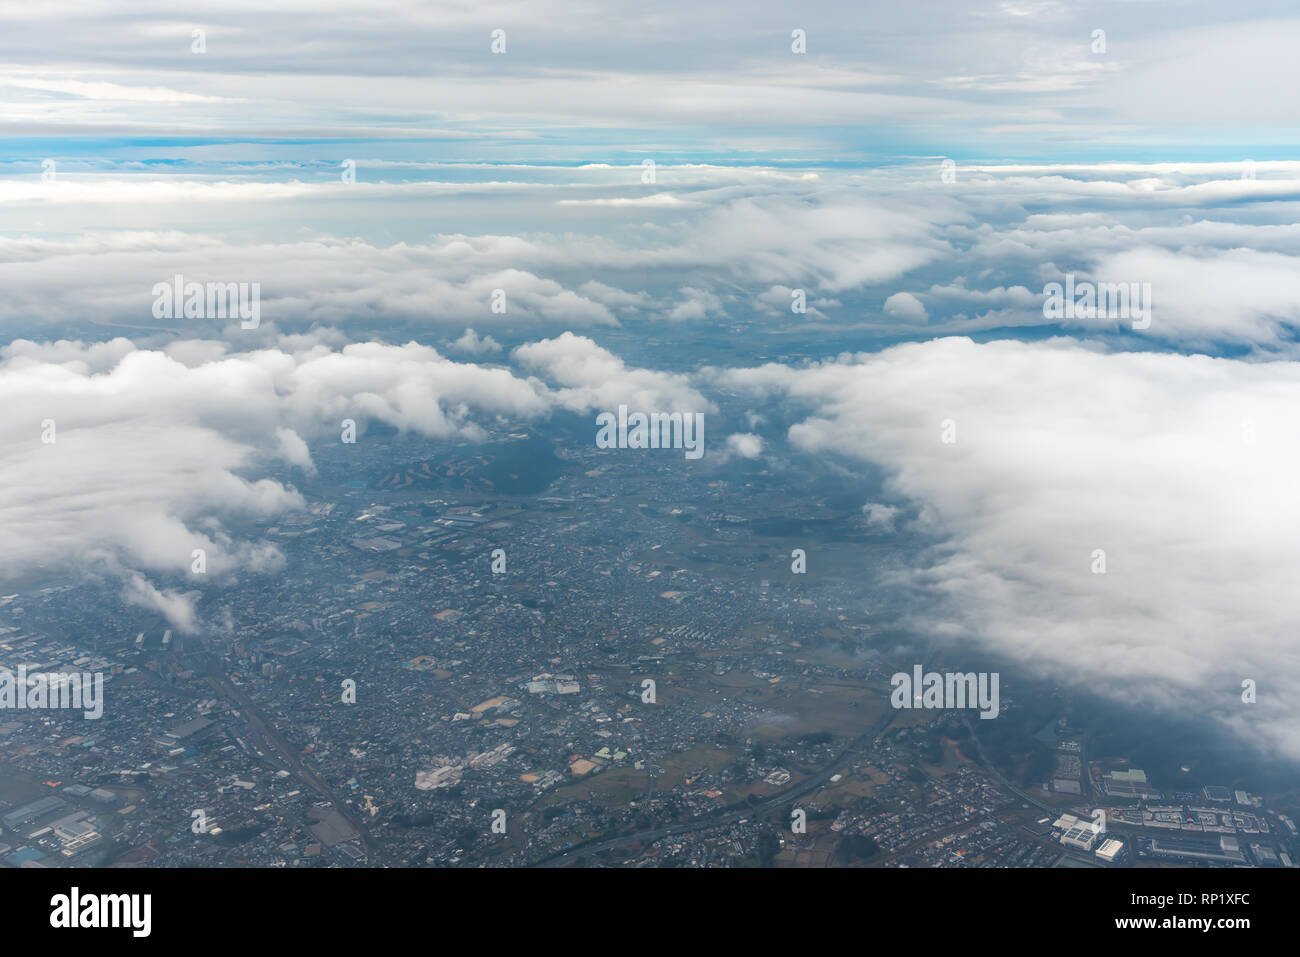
[[2, 426, 1297, 869]]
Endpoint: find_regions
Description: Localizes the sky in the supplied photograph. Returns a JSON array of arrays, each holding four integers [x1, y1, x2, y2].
[[4, 1, 1300, 762]]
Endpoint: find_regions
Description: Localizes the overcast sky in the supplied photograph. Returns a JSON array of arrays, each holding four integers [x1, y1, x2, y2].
[[4, 0, 1300, 160]]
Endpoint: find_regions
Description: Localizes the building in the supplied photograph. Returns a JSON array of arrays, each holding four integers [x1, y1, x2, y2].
[[1060, 822, 1100, 851], [1149, 834, 1246, 864], [1250, 843, 1279, 866], [2, 796, 67, 829], [54, 820, 101, 856], [1103, 768, 1161, 800], [1096, 838, 1125, 862], [163, 716, 214, 744]]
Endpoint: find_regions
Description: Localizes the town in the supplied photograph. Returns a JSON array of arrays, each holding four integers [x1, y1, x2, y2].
[[0, 421, 1295, 869]]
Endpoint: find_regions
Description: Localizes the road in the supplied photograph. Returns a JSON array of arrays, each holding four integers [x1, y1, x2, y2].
[[960, 711, 1054, 814], [190, 650, 380, 860], [531, 696, 903, 867]]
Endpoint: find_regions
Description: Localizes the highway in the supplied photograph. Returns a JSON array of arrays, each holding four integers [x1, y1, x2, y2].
[[960, 711, 1053, 814]]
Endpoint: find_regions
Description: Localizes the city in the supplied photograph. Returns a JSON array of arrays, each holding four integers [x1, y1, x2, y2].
[[2, 425, 1295, 870]]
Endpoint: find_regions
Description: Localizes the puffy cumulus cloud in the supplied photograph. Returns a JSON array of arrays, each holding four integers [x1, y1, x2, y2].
[[274, 426, 317, 474], [540, 189, 953, 319], [861, 502, 900, 531], [272, 340, 553, 441], [0, 334, 702, 632], [723, 433, 765, 459], [668, 194, 953, 293], [460, 188, 953, 307], [121, 573, 200, 635], [721, 337, 1300, 761], [849, 166, 1300, 348], [0, 182, 962, 338], [0, 236, 618, 332], [164, 338, 231, 366], [0, 412, 298, 633], [923, 281, 1041, 309], [513, 332, 713, 414], [914, 218, 1300, 346], [665, 286, 728, 322], [883, 291, 928, 322], [1, 335, 141, 372], [965, 216, 1300, 269], [1086, 247, 1300, 348], [447, 327, 502, 355], [15, 163, 1300, 349], [756, 284, 798, 316]]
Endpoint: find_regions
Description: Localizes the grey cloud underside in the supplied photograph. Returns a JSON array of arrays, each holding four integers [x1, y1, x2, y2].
[[3, 2, 1299, 149]]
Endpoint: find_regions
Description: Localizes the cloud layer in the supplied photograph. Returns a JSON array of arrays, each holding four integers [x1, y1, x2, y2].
[[723, 336, 1300, 759], [0, 333, 702, 629]]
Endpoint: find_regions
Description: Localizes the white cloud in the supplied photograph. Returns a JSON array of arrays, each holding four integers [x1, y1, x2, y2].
[[724, 432, 764, 459], [861, 502, 900, 530], [0, 236, 620, 331], [1088, 247, 1300, 347], [722, 336, 1300, 760], [883, 291, 928, 322], [665, 286, 727, 322], [556, 192, 701, 207], [0, 334, 708, 631], [513, 332, 712, 413], [448, 327, 502, 354]]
